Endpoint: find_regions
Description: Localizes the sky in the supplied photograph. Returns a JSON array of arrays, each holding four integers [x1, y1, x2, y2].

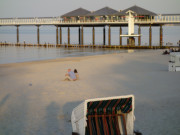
[[0, 0, 180, 18]]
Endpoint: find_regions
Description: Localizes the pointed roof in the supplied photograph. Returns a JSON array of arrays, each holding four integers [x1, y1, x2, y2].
[[115, 5, 157, 16], [61, 8, 91, 17], [86, 7, 118, 16]]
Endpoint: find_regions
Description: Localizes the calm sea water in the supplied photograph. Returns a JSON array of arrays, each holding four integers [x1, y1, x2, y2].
[[0, 46, 130, 64], [0, 25, 180, 45], [0, 25, 179, 64]]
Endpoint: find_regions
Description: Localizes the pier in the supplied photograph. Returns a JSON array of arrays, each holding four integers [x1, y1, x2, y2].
[[0, 5, 180, 49]]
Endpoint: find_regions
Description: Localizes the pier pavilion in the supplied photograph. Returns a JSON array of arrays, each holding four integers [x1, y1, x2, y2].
[[85, 7, 118, 21], [61, 8, 91, 22], [84, 7, 119, 45], [0, 5, 180, 49]]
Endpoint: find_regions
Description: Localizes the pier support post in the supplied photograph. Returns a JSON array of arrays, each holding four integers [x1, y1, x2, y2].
[[149, 24, 152, 48], [108, 25, 111, 46], [120, 26, 122, 46], [138, 25, 141, 46], [160, 25, 163, 48], [59, 27, 62, 44], [16, 25, 19, 44], [92, 27, 95, 45], [68, 27, 70, 45], [56, 26, 59, 45], [78, 27, 81, 45], [37, 25, 40, 45], [103, 26, 106, 45], [81, 26, 83, 45]]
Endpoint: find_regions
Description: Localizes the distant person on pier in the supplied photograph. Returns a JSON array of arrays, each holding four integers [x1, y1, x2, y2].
[[64, 69, 77, 81], [74, 69, 79, 80]]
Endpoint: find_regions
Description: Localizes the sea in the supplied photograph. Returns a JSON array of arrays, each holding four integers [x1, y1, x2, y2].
[[0, 25, 180, 64]]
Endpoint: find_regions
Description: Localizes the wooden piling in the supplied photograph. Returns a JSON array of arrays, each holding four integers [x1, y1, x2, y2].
[[149, 24, 152, 48], [37, 25, 40, 45], [16, 25, 19, 44], [60, 27, 62, 45], [79, 27, 81, 45], [108, 25, 111, 46], [68, 27, 70, 45], [92, 27, 95, 45], [138, 25, 141, 46], [103, 26, 106, 45], [120, 26, 122, 46], [56, 26, 59, 45], [160, 25, 163, 48], [81, 26, 83, 45]]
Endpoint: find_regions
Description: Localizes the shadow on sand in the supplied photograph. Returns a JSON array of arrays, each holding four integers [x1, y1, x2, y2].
[[44, 101, 82, 135], [0, 94, 10, 108], [45, 102, 61, 135]]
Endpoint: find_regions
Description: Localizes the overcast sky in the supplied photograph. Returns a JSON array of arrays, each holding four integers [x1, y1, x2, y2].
[[0, 0, 180, 18]]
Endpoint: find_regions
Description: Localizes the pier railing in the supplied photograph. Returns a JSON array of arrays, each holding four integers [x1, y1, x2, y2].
[[0, 15, 180, 25]]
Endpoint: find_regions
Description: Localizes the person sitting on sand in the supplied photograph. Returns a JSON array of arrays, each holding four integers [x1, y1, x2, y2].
[[74, 69, 79, 80], [64, 69, 77, 81], [163, 50, 169, 55]]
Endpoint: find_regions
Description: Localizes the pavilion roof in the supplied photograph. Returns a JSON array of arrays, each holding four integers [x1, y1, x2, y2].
[[61, 8, 91, 17], [114, 5, 157, 16], [86, 7, 118, 16]]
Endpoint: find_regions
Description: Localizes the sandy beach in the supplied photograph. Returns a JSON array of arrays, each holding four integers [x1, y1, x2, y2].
[[0, 50, 180, 135]]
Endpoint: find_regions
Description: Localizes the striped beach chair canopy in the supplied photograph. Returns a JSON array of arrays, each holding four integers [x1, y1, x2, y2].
[[71, 95, 135, 135]]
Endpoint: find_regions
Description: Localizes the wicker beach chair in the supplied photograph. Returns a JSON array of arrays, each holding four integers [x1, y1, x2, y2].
[[71, 95, 135, 135]]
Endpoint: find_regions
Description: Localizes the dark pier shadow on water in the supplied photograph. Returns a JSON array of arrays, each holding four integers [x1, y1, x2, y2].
[[0, 94, 10, 108]]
